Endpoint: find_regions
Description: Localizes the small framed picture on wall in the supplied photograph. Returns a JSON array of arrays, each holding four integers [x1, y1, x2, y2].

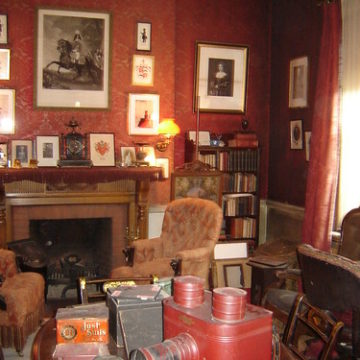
[[0, 15, 8, 44], [289, 56, 308, 108], [0, 143, 8, 167], [132, 55, 154, 86], [136, 22, 151, 51], [290, 119, 303, 150], [0, 49, 10, 80]]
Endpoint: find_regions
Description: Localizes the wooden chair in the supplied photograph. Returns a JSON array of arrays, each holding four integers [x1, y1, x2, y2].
[[338, 207, 360, 260], [280, 294, 344, 360], [263, 244, 360, 359], [77, 276, 154, 304]]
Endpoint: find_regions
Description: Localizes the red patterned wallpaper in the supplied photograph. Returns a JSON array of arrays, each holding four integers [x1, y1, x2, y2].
[[0, 0, 271, 203]]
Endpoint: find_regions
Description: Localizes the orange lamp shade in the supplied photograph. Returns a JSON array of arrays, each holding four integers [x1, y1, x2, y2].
[[158, 119, 180, 136]]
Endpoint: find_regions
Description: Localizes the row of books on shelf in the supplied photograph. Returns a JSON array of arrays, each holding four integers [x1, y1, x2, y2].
[[223, 194, 256, 216], [219, 150, 258, 172], [229, 217, 257, 239], [198, 153, 217, 168], [223, 172, 257, 193]]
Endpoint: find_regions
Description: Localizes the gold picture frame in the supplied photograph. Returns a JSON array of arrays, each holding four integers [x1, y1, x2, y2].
[[171, 162, 223, 205], [211, 258, 252, 289]]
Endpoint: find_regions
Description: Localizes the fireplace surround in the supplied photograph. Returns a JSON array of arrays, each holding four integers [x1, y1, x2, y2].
[[0, 167, 162, 273]]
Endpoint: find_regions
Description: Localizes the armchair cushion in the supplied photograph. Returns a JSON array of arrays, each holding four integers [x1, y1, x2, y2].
[[132, 237, 164, 264]]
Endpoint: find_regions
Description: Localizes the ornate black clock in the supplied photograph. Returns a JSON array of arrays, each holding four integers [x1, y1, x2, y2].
[[58, 118, 92, 167]]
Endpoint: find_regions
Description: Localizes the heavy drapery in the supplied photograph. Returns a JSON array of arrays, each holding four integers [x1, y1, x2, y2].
[[302, 1, 341, 251]]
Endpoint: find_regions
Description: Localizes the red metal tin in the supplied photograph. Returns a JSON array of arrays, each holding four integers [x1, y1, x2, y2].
[[212, 287, 247, 322], [173, 275, 204, 308], [163, 290, 273, 360]]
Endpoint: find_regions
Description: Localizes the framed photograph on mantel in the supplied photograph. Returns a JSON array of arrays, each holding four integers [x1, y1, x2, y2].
[[194, 41, 249, 113], [35, 8, 111, 109], [89, 133, 115, 166], [289, 56, 308, 108], [36, 135, 60, 167]]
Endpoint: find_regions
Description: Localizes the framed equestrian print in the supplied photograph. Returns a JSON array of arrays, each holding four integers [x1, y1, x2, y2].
[[35, 8, 111, 109]]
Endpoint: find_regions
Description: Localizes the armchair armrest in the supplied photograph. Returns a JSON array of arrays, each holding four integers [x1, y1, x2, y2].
[[175, 247, 213, 262], [129, 237, 164, 265]]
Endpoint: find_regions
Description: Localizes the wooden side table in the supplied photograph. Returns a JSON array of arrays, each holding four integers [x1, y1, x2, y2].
[[247, 257, 288, 305]]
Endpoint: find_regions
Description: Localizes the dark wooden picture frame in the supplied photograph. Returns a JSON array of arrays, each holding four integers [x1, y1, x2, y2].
[[136, 22, 151, 51], [194, 41, 249, 113]]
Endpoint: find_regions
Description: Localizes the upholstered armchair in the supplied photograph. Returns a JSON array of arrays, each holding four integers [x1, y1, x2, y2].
[[110, 198, 223, 288], [0, 248, 45, 354]]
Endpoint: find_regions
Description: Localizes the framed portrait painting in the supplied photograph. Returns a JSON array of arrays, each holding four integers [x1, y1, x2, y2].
[[11, 140, 32, 167], [290, 119, 303, 150], [89, 133, 115, 166], [132, 55, 154, 86], [0, 89, 15, 134], [35, 8, 111, 109], [0, 15, 8, 44], [194, 41, 249, 113], [136, 22, 151, 51], [36, 135, 60, 167], [289, 56, 308, 108], [0, 49, 10, 80], [128, 93, 159, 135]]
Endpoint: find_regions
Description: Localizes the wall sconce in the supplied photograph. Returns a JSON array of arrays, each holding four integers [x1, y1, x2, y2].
[[156, 118, 180, 152]]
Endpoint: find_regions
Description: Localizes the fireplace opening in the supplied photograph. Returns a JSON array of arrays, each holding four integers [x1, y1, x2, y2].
[[29, 218, 112, 299]]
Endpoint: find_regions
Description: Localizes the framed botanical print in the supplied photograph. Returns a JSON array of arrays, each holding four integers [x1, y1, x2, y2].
[[89, 133, 115, 166], [35, 8, 111, 109], [11, 140, 32, 167], [132, 55, 154, 86], [136, 22, 151, 51], [128, 93, 159, 135], [36, 135, 60, 167]]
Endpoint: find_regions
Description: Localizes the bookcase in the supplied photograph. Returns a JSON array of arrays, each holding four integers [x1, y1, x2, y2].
[[185, 137, 260, 250]]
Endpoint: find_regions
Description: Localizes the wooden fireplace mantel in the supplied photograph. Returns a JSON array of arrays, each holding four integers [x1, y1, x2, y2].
[[0, 167, 163, 247]]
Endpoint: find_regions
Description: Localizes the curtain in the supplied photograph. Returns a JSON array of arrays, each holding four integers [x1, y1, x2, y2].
[[302, 1, 341, 251], [337, 0, 360, 227]]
